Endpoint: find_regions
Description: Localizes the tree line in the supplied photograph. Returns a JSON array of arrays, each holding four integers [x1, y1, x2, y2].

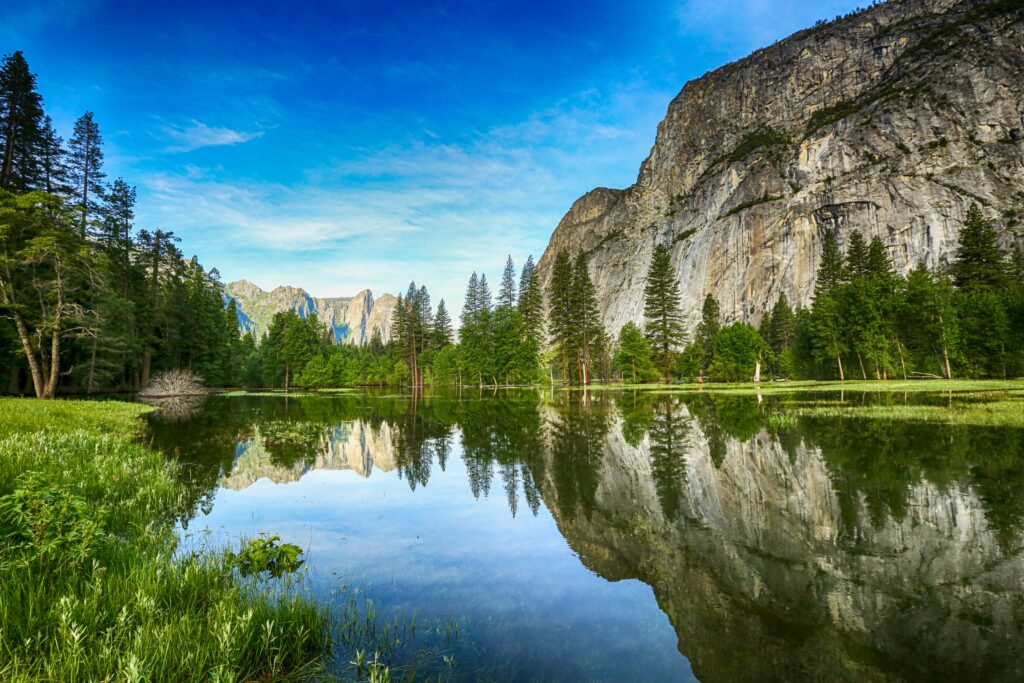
[[678, 206, 1024, 382], [0, 51, 240, 397]]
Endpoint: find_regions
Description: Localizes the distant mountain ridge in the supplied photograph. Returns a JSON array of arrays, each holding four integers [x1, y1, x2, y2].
[[225, 280, 396, 345]]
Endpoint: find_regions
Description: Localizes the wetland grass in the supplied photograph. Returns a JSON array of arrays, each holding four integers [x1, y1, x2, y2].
[[0, 399, 333, 682]]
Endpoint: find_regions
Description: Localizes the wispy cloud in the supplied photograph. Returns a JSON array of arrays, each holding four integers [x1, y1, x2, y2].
[[163, 120, 264, 152], [135, 84, 665, 311]]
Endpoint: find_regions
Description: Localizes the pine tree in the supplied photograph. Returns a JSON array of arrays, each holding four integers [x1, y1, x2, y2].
[[643, 244, 686, 382], [815, 231, 846, 297], [570, 251, 601, 385], [845, 231, 870, 278], [546, 249, 575, 383], [0, 51, 45, 192], [100, 178, 136, 278], [38, 115, 70, 196], [433, 298, 453, 347], [517, 255, 544, 343], [866, 236, 893, 278], [498, 255, 517, 308], [67, 111, 105, 235], [765, 294, 794, 376], [952, 204, 1010, 291], [694, 293, 720, 372]]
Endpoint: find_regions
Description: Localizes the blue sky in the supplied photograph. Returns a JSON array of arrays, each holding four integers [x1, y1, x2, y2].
[[4, 0, 861, 311]]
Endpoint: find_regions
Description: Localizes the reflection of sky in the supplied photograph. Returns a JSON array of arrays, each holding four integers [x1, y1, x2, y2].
[[178, 433, 695, 680]]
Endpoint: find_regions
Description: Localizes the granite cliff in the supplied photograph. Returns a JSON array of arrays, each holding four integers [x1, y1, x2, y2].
[[536, 0, 1024, 333], [225, 280, 396, 345]]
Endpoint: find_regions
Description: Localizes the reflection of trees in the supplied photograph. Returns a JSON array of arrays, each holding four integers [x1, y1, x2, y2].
[[648, 397, 689, 519], [545, 393, 613, 521]]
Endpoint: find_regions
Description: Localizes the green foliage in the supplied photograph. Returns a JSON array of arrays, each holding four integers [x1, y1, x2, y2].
[[225, 535, 305, 579], [708, 323, 769, 381], [0, 474, 107, 573], [643, 244, 686, 382], [613, 322, 659, 383], [694, 293, 720, 372], [720, 192, 785, 219], [953, 204, 1011, 291], [714, 127, 791, 167], [0, 399, 332, 680]]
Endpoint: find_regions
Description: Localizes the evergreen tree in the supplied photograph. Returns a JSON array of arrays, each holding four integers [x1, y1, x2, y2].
[[694, 293, 720, 372], [845, 231, 870, 278], [67, 111, 105, 235], [546, 250, 575, 383], [100, 178, 136, 284], [866, 236, 893, 278], [953, 204, 1010, 291], [766, 293, 796, 376], [643, 244, 686, 382], [613, 322, 657, 383], [37, 116, 70, 196], [498, 254, 517, 308], [517, 255, 544, 342], [0, 51, 45, 192], [899, 264, 957, 379], [570, 251, 602, 385], [815, 230, 846, 296], [432, 298, 453, 347]]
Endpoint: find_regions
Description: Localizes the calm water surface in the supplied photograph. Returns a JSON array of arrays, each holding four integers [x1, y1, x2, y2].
[[145, 390, 1024, 682]]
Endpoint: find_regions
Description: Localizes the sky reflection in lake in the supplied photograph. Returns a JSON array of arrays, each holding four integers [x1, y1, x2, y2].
[[148, 390, 1024, 682]]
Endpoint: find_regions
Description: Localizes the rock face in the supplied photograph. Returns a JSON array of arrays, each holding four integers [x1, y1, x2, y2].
[[536, 0, 1024, 333], [225, 280, 396, 345]]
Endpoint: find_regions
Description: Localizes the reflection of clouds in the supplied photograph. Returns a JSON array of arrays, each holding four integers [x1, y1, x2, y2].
[[220, 420, 397, 491]]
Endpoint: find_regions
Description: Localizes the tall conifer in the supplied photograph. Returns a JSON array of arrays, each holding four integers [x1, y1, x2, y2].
[[643, 244, 686, 382]]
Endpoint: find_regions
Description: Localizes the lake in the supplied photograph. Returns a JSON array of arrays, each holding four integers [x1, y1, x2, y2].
[[145, 389, 1024, 682]]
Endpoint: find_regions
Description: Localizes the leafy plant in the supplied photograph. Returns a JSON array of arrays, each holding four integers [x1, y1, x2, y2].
[[0, 473, 107, 572], [226, 535, 305, 579]]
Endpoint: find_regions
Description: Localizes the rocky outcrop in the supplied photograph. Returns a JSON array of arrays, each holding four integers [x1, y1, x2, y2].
[[536, 0, 1024, 333], [225, 280, 397, 345]]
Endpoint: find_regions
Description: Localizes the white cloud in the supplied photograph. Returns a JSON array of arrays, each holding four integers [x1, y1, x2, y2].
[[163, 120, 264, 152], [135, 83, 671, 316]]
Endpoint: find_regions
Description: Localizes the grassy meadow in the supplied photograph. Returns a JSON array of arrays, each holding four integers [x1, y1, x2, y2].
[[0, 399, 333, 682]]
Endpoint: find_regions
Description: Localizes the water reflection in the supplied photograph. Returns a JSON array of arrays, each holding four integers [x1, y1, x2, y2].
[[146, 390, 1024, 682]]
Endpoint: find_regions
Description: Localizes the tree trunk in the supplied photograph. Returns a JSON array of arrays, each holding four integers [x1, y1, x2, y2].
[[857, 352, 867, 380], [836, 354, 845, 382], [284, 361, 290, 392], [13, 314, 45, 398], [141, 348, 152, 388], [1, 116, 15, 189], [87, 335, 98, 394], [753, 361, 761, 383], [44, 329, 60, 399]]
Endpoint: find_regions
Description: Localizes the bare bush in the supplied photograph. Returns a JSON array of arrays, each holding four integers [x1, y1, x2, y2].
[[138, 369, 205, 398]]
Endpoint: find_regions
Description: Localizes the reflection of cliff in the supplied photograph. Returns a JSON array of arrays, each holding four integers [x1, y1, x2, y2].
[[220, 420, 396, 490], [537, 409, 1024, 682]]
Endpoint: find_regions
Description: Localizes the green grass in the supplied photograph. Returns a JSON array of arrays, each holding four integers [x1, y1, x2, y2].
[[0, 399, 333, 682], [565, 379, 1024, 395], [788, 399, 1024, 428]]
